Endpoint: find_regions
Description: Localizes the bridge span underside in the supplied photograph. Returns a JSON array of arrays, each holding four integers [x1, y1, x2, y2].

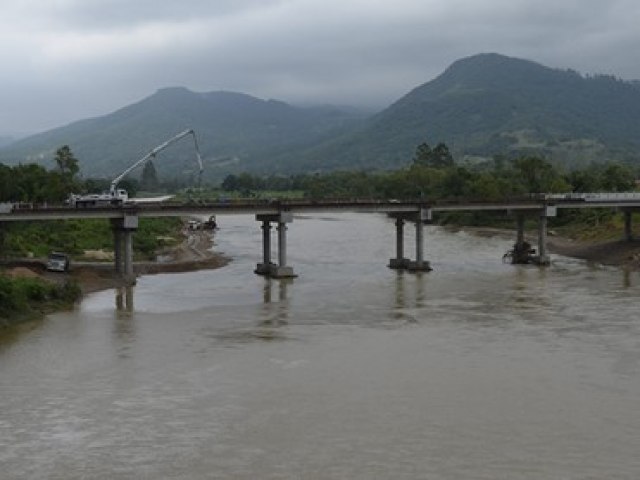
[[2, 197, 640, 282]]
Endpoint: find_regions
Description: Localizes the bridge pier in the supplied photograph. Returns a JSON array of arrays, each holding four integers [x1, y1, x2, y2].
[[534, 213, 550, 265], [508, 207, 554, 266], [111, 215, 138, 285], [255, 212, 297, 278], [509, 213, 534, 264], [389, 208, 432, 272], [624, 210, 633, 241], [388, 217, 410, 269]]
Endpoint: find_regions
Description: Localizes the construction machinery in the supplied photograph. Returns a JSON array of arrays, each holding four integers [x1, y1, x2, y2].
[[68, 129, 203, 207]]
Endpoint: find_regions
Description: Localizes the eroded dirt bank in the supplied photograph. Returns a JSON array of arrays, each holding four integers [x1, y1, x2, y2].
[[448, 225, 640, 270], [3, 229, 230, 295]]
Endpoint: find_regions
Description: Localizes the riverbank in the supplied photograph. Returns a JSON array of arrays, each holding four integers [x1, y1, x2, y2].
[[456, 225, 640, 270], [2, 228, 230, 298]]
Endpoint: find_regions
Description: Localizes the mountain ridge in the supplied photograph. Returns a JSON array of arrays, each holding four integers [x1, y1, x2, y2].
[[3, 53, 640, 179]]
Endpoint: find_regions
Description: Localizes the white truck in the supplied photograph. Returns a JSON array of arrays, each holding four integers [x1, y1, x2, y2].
[[67, 189, 129, 207], [46, 252, 70, 272], [67, 129, 203, 207]]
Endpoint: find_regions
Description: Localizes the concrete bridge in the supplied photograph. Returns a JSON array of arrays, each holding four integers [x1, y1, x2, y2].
[[2, 195, 640, 282]]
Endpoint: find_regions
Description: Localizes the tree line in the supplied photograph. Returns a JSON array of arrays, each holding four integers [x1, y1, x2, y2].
[[220, 142, 637, 201]]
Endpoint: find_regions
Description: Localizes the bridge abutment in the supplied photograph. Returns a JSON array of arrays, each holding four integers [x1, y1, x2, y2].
[[255, 212, 297, 278]]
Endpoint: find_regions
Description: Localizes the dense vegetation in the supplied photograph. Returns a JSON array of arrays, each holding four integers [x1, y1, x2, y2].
[[0, 148, 182, 325], [0, 274, 82, 326], [218, 143, 639, 237], [0, 148, 182, 260]]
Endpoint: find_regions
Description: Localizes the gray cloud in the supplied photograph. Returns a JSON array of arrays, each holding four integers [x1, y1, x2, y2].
[[1, 0, 640, 134]]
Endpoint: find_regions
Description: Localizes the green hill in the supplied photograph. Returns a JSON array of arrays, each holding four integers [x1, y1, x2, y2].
[[0, 87, 365, 181], [276, 53, 640, 172], [4, 53, 640, 180]]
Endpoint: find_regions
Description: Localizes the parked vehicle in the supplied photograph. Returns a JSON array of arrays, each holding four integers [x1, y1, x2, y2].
[[46, 252, 70, 272]]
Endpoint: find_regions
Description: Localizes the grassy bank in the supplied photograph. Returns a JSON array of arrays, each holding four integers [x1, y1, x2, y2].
[[0, 274, 82, 328], [1, 217, 183, 261]]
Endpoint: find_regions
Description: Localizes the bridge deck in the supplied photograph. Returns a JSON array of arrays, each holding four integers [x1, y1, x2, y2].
[[2, 198, 640, 222]]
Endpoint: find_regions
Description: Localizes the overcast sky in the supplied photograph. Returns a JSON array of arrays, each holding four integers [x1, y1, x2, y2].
[[2, 0, 639, 135]]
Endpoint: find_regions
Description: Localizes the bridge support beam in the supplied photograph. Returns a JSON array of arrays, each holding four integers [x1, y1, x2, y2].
[[389, 208, 432, 272], [255, 212, 297, 278], [111, 215, 138, 285]]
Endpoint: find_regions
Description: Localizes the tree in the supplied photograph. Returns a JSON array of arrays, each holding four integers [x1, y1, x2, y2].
[[54, 145, 79, 177], [412, 142, 454, 168], [601, 163, 635, 192], [511, 156, 569, 193], [430, 143, 454, 168]]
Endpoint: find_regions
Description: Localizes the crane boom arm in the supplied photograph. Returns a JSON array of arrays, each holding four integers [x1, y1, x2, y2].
[[110, 129, 204, 194]]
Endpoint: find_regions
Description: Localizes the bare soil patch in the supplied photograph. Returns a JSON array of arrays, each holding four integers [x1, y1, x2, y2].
[[2, 229, 230, 295]]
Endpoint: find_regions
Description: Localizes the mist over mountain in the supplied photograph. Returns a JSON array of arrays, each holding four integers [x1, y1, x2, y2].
[[3, 53, 640, 181], [0, 87, 366, 180], [0, 136, 15, 148], [281, 53, 640, 172]]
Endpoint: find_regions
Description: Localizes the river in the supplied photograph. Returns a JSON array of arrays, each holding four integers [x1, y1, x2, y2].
[[1, 213, 639, 479]]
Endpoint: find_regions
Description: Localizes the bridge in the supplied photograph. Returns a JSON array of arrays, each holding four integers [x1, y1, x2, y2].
[[2, 195, 640, 282]]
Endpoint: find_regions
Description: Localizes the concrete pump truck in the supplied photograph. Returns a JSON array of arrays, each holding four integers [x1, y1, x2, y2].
[[68, 129, 204, 207]]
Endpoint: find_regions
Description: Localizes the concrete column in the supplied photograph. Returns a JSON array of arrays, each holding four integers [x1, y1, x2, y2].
[[415, 215, 424, 266], [117, 214, 138, 284], [516, 214, 525, 246], [277, 221, 287, 267], [509, 213, 533, 264], [396, 218, 404, 260], [624, 210, 633, 241], [407, 208, 432, 272], [123, 229, 135, 283], [113, 228, 124, 275], [389, 217, 409, 269], [536, 214, 550, 266], [255, 220, 273, 275], [115, 286, 134, 312]]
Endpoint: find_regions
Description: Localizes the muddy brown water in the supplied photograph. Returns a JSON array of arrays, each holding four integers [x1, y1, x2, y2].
[[1, 213, 640, 479]]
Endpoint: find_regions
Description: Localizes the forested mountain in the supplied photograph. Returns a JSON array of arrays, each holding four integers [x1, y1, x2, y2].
[[279, 53, 640, 172], [0, 87, 365, 181], [4, 53, 640, 180]]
